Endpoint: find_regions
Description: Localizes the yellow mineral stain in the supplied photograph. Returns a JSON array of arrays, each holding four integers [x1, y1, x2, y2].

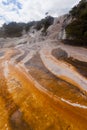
[[4, 63, 87, 130], [0, 49, 87, 130]]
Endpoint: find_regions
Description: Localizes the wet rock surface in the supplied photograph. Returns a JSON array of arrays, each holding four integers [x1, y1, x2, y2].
[[10, 110, 31, 130], [0, 16, 87, 129], [52, 48, 87, 78], [0, 41, 87, 130], [52, 48, 68, 60], [64, 58, 87, 78], [0, 51, 4, 57]]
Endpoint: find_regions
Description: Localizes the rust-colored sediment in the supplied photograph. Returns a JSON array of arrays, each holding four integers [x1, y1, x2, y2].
[[0, 49, 87, 130]]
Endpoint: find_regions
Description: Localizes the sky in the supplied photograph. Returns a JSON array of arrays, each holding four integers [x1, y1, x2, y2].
[[0, 0, 80, 27]]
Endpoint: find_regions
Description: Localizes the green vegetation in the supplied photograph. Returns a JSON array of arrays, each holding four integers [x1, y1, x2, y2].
[[0, 16, 54, 37], [3, 21, 36, 37], [3, 22, 24, 37], [25, 21, 35, 32], [65, 0, 87, 46], [35, 16, 54, 35]]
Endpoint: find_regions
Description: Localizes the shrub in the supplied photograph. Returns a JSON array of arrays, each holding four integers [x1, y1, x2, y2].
[[3, 22, 23, 37], [25, 21, 35, 32], [35, 16, 54, 33], [65, 0, 87, 46]]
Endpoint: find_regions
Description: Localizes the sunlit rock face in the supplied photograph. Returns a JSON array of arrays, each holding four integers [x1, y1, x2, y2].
[[57, 14, 73, 40], [0, 13, 87, 130], [58, 29, 66, 40]]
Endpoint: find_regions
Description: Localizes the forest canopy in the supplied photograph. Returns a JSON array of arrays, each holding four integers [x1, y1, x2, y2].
[[65, 0, 87, 46]]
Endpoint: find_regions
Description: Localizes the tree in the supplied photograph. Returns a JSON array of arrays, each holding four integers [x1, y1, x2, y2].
[[65, 0, 87, 46], [3, 22, 24, 37]]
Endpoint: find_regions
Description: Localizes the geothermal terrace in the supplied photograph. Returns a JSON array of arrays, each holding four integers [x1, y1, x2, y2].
[[0, 16, 87, 130]]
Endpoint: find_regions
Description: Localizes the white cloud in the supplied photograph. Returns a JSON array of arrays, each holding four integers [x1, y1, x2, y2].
[[0, 19, 5, 26], [0, 0, 80, 27]]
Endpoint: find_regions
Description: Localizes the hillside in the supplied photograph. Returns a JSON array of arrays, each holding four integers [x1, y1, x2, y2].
[[65, 0, 87, 46], [0, 16, 54, 38]]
